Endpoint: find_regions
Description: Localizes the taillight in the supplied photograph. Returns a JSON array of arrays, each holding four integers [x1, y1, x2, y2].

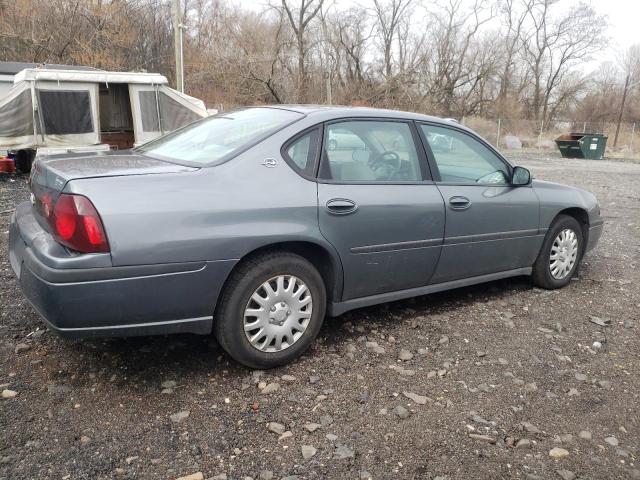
[[50, 194, 110, 253]]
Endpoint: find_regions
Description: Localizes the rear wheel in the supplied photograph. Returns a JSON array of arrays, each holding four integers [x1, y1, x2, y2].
[[214, 252, 326, 369], [532, 215, 583, 289]]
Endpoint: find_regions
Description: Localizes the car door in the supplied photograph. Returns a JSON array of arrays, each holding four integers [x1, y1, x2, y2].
[[417, 123, 541, 284], [317, 119, 445, 301]]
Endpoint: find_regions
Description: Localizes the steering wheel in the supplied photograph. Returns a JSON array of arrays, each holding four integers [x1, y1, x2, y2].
[[369, 151, 401, 180]]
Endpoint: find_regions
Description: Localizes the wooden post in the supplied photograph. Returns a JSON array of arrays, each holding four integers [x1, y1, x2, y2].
[[173, 0, 184, 93], [614, 73, 631, 147]]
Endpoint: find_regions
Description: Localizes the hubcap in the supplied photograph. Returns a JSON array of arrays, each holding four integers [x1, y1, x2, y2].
[[549, 228, 578, 280], [243, 275, 313, 352]]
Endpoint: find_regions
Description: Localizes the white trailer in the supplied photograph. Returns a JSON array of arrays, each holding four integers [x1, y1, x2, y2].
[[0, 66, 208, 172]]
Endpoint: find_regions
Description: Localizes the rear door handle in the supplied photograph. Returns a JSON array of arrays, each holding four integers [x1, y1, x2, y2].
[[326, 198, 358, 215], [449, 196, 471, 210]]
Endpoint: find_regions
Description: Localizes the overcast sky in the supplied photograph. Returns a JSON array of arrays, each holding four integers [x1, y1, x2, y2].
[[590, 0, 639, 57]]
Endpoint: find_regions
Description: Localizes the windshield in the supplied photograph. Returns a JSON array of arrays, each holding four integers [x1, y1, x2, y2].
[[137, 107, 304, 165]]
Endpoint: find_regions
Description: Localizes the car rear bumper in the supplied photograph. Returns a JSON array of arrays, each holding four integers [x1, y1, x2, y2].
[[9, 204, 237, 338]]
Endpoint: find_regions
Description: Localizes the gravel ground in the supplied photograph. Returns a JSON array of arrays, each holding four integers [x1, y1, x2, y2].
[[1, 152, 639, 480]]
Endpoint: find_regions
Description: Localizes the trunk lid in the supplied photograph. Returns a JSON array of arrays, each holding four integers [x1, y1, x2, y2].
[[31, 150, 197, 193], [29, 150, 197, 232]]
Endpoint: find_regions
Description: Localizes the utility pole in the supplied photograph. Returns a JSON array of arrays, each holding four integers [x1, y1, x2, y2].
[[173, 0, 184, 93], [324, 71, 332, 105], [614, 72, 630, 147]]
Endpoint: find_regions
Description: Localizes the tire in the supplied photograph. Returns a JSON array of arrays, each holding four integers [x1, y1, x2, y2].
[[214, 252, 326, 369], [14, 150, 34, 174], [532, 214, 583, 289]]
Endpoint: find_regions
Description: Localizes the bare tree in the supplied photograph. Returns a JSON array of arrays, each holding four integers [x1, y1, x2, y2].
[[371, 0, 413, 78], [279, 0, 325, 102], [522, 0, 607, 127], [497, 0, 534, 116], [613, 44, 640, 145], [420, 0, 495, 116], [328, 7, 371, 86], [0, 0, 621, 126]]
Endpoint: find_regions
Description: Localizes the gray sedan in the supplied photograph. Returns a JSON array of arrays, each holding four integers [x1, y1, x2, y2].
[[8, 106, 603, 368]]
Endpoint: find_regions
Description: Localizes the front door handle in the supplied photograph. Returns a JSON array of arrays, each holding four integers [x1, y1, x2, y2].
[[449, 196, 471, 210], [326, 198, 358, 215]]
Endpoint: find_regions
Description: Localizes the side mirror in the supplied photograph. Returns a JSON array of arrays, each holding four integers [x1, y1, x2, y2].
[[511, 166, 531, 186]]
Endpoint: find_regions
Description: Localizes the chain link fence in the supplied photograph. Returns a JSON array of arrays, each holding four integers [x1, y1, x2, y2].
[[460, 116, 639, 160]]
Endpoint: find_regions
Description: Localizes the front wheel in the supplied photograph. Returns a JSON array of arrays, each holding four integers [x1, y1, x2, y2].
[[214, 252, 326, 369], [532, 215, 583, 289]]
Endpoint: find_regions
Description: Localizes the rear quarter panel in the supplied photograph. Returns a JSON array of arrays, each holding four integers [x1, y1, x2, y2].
[[65, 133, 330, 268]]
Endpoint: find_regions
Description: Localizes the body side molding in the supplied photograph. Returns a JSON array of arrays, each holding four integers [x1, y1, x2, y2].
[[328, 267, 532, 316]]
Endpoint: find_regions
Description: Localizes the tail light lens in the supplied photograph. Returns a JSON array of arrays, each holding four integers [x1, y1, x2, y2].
[[49, 194, 110, 253]]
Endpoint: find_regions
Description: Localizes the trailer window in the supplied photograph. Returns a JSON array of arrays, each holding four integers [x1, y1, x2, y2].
[[0, 89, 33, 138], [159, 92, 200, 131], [138, 91, 202, 133], [139, 91, 161, 132], [38, 90, 93, 135]]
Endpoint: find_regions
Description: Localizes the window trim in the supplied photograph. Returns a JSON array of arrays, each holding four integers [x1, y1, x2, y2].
[[280, 124, 323, 181], [415, 121, 515, 186], [317, 117, 433, 185]]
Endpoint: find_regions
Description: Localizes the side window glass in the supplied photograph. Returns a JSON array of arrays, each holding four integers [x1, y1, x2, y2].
[[320, 121, 421, 182], [421, 125, 509, 184], [283, 128, 319, 176]]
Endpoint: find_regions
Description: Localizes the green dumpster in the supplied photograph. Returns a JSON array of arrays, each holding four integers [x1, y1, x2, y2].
[[555, 132, 608, 160]]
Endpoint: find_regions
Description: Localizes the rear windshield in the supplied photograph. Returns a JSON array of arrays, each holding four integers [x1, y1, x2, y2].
[[137, 107, 303, 165]]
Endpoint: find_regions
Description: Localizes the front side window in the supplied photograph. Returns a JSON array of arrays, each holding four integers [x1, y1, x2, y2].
[[420, 124, 509, 184], [137, 107, 303, 165], [320, 120, 422, 182]]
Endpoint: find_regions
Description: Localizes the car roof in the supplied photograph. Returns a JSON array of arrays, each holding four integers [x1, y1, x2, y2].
[[262, 104, 462, 127]]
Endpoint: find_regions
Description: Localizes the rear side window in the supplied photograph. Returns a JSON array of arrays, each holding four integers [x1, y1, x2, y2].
[[283, 128, 320, 177], [420, 124, 509, 184], [38, 90, 93, 135], [137, 107, 303, 165]]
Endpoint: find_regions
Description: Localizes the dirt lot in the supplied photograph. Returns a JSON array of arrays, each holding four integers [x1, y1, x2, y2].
[[1, 152, 639, 480]]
